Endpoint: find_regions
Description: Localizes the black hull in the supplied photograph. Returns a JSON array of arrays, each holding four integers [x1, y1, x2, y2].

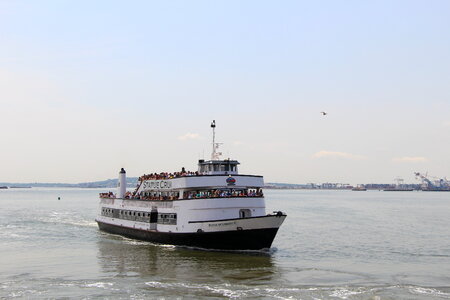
[[97, 221, 280, 250]]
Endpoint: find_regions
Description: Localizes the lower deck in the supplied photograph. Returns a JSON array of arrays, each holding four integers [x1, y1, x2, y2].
[[98, 196, 268, 231], [95, 212, 286, 234], [97, 217, 284, 250]]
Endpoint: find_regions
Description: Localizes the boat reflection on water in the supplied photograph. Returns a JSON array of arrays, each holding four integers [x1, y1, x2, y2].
[[96, 234, 281, 286]]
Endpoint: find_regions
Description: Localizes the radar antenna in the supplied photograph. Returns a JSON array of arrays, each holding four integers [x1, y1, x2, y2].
[[210, 120, 222, 160]]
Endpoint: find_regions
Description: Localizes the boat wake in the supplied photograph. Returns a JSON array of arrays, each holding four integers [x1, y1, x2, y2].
[[34, 211, 97, 228]]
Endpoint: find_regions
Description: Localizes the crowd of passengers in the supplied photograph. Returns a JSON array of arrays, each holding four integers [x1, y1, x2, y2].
[[134, 190, 263, 200], [183, 189, 263, 199], [100, 189, 263, 200], [139, 168, 199, 181], [99, 191, 115, 198], [100, 191, 141, 199], [138, 194, 179, 201]]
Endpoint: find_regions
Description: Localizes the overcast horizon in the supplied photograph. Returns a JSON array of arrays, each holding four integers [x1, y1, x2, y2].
[[1, 1, 450, 185]]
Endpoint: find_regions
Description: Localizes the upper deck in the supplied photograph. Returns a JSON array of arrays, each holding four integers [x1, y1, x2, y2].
[[101, 120, 265, 200], [137, 174, 263, 194]]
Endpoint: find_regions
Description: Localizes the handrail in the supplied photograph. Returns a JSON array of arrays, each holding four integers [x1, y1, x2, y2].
[[99, 195, 264, 201]]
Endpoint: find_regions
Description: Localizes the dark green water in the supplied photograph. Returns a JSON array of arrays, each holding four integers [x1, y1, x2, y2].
[[1, 188, 449, 299]]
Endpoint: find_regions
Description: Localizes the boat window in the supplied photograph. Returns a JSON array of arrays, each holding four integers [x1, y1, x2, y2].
[[156, 213, 177, 225]]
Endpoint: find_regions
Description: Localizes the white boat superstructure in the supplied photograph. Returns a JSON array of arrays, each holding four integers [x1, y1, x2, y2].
[[96, 121, 286, 250]]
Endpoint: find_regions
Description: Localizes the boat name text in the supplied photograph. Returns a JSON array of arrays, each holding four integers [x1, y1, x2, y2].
[[142, 180, 173, 190], [208, 221, 236, 227]]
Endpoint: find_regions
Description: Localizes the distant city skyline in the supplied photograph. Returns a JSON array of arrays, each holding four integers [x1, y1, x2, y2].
[[1, 1, 449, 184]]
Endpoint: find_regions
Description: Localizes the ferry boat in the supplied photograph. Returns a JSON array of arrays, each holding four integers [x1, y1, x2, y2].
[[95, 121, 286, 250]]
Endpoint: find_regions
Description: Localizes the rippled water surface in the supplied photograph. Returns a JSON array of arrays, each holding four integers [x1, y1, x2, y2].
[[1, 188, 449, 299]]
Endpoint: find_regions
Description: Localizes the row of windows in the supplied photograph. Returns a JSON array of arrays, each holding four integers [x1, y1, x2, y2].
[[158, 213, 177, 225], [198, 163, 238, 173], [134, 188, 263, 201], [120, 209, 151, 222], [101, 207, 177, 225], [102, 208, 114, 217], [120, 210, 150, 217]]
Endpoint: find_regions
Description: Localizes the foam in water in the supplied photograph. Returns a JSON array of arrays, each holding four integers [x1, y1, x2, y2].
[[329, 287, 365, 299], [143, 281, 380, 299], [409, 286, 450, 298], [84, 282, 114, 289]]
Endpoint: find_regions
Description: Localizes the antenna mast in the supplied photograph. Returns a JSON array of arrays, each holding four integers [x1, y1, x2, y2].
[[210, 120, 222, 160]]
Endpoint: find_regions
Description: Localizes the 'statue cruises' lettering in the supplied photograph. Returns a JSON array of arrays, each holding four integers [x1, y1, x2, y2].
[[142, 180, 173, 190]]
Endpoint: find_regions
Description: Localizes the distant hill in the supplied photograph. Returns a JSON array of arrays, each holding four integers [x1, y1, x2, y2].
[[2, 179, 303, 189], [0, 177, 139, 189], [0, 179, 421, 190], [2, 179, 298, 189]]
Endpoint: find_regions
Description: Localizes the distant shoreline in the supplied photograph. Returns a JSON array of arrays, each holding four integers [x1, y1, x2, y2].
[[0, 178, 423, 190]]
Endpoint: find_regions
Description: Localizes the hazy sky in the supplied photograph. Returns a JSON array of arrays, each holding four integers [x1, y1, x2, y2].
[[1, 0, 450, 184]]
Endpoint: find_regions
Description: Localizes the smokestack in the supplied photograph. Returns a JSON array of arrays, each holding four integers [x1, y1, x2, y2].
[[117, 168, 126, 198]]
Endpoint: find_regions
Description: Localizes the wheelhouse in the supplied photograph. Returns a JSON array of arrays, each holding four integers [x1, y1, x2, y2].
[[197, 159, 240, 175]]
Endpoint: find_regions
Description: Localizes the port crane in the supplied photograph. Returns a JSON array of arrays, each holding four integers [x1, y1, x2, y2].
[[394, 177, 404, 187], [414, 172, 450, 191]]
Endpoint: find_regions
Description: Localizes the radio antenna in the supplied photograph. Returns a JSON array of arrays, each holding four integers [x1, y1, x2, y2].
[[210, 120, 222, 160]]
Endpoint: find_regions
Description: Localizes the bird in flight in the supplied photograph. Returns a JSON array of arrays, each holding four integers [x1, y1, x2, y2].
[[320, 111, 327, 116]]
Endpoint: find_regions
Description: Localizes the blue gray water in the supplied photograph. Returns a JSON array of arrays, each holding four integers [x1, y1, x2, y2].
[[1, 188, 449, 299]]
